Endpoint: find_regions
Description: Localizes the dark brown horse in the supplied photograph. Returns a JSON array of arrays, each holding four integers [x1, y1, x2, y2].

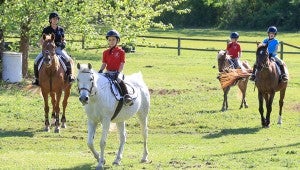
[[217, 50, 252, 112], [39, 33, 73, 132], [255, 44, 288, 128]]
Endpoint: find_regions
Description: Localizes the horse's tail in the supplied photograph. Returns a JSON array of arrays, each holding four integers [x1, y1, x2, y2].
[[218, 69, 251, 89], [24, 84, 41, 95]]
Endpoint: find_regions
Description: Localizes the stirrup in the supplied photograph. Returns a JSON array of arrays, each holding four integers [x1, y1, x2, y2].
[[249, 74, 256, 81], [68, 75, 75, 83], [124, 95, 133, 106], [32, 79, 39, 86]]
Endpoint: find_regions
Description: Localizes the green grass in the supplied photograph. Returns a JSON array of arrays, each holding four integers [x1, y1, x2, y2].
[[0, 29, 299, 169]]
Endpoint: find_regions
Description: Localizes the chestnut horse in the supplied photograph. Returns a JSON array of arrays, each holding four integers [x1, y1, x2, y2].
[[39, 33, 73, 133], [255, 44, 288, 128], [217, 50, 252, 112]]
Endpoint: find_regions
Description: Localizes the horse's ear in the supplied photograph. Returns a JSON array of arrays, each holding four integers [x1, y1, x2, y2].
[[43, 33, 46, 40], [51, 33, 55, 41], [77, 63, 81, 69], [88, 63, 92, 69]]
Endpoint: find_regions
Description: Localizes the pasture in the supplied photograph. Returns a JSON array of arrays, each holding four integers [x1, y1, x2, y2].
[[0, 29, 299, 169]]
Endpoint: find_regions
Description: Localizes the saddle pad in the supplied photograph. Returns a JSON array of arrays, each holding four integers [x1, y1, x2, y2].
[[37, 56, 67, 72], [110, 82, 137, 101]]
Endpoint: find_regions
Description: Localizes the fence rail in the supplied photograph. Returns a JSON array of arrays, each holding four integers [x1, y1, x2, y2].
[[4, 35, 300, 59]]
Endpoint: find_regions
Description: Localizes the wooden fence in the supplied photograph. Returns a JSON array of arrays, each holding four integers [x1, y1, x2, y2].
[[4, 35, 300, 59]]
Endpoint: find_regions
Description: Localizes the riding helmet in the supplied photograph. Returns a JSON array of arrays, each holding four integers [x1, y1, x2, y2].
[[106, 30, 120, 41], [230, 32, 239, 39], [267, 26, 277, 34], [49, 12, 60, 20]]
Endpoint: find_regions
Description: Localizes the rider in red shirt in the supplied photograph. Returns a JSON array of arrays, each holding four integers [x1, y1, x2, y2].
[[98, 30, 133, 106], [226, 32, 242, 69]]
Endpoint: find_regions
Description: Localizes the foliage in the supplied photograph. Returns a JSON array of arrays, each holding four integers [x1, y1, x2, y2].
[[0, 0, 186, 75], [156, 0, 300, 31]]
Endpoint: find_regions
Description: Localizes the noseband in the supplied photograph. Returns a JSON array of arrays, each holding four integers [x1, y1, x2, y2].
[[78, 71, 96, 96]]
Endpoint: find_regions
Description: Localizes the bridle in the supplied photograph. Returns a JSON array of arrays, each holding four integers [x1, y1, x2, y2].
[[256, 47, 270, 71], [77, 71, 96, 96]]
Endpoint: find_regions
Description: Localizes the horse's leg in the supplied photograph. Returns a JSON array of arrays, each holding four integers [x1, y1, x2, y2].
[[113, 122, 126, 165], [87, 120, 99, 162], [137, 111, 149, 163], [258, 91, 265, 127], [222, 87, 230, 112], [61, 86, 71, 128], [265, 92, 275, 128], [42, 90, 50, 132], [97, 118, 110, 169], [278, 88, 286, 124], [238, 79, 249, 109], [50, 92, 56, 126], [54, 91, 62, 133]]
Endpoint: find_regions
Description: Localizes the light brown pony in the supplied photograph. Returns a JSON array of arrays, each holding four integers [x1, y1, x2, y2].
[[39, 33, 73, 133], [255, 44, 288, 128], [217, 50, 252, 112]]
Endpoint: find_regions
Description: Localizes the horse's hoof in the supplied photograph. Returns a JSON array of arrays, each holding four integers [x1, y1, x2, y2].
[[112, 161, 121, 165], [245, 105, 249, 108], [61, 123, 67, 128], [54, 128, 60, 133], [140, 159, 148, 163], [44, 127, 50, 132]]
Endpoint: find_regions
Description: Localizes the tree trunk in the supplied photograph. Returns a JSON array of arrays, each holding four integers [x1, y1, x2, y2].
[[0, 29, 3, 78], [20, 23, 30, 77]]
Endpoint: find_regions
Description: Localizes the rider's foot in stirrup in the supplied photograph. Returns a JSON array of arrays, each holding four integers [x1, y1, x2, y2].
[[32, 79, 39, 86], [68, 75, 75, 83], [281, 74, 288, 82], [249, 74, 256, 81], [124, 95, 133, 106]]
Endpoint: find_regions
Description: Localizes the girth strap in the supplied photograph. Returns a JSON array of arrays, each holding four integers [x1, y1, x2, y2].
[[111, 99, 124, 121]]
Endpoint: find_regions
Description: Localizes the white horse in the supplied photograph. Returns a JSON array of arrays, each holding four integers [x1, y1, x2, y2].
[[76, 63, 150, 169]]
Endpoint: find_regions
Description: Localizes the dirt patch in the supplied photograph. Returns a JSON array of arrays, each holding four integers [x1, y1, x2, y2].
[[292, 103, 300, 112], [148, 88, 189, 95]]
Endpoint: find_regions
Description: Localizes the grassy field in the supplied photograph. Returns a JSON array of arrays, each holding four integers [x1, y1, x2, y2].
[[0, 29, 299, 169]]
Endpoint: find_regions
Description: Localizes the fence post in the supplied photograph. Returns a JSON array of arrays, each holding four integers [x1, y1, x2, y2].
[[178, 37, 181, 56], [280, 41, 283, 60], [82, 34, 85, 49]]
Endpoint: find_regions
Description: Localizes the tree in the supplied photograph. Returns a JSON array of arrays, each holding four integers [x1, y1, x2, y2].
[[0, 0, 185, 77]]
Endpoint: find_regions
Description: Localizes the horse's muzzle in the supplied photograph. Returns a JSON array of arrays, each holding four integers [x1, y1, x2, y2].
[[79, 95, 89, 105]]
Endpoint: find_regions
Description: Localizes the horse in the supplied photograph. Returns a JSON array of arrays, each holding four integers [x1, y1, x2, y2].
[[255, 44, 288, 128], [76, 63, 150, 169], [217, 50, 252, 112], [39, 33, 73, 133]]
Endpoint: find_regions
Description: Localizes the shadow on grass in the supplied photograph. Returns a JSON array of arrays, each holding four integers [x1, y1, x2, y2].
[[0, 129, 34, 137], [211, 142, 300, 157], [54, 163, 97, 170], [202, 127, 261, 139]]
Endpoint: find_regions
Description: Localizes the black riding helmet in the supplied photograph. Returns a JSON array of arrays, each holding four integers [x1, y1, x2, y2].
[[267, 26, 277, 35], [106, 30, 120, 42], [49, 12, 60, 23], [230, 32, 239, 39]]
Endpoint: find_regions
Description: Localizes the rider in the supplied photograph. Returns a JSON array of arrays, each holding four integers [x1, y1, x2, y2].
[[98, 30, 133, 106], [250, 26, 288, 82], [32, 11, 74, 85], [226, 32, 242, 69]]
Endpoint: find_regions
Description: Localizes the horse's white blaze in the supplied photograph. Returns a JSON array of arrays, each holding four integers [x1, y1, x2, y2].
[[77, 63, 150, 168]]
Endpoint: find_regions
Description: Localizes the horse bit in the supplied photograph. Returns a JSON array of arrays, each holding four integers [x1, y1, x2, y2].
[[78, 71, 96, 96]]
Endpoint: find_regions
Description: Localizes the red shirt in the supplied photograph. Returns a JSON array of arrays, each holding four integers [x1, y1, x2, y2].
[[102, 46, 125, 71], [226, 42, 241, 59]]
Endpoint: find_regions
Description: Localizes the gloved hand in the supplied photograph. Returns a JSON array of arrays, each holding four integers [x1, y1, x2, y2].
[[114, 72, 120, 80], [98, 70, 103, 73], [61, 42, 66, 49]]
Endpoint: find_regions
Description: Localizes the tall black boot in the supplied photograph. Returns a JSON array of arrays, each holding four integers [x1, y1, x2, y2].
[[249, 64, 257, 81], [32, 63, 39, 86], [279, 65, 288, 82], [66, 62, 74, 83], [119, 81, 133, 106]]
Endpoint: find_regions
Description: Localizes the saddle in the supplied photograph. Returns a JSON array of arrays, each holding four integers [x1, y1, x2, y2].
[[270, 58, 282, 75], [104, 73, 137, 101]]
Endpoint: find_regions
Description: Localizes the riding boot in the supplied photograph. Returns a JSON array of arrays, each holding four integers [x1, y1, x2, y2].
[[119, 81, 133, 106], [279, 64, 288, 82], [249, 64, 257, 81], [32, 63, 39, 86], [66, 61, 74, 83]]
